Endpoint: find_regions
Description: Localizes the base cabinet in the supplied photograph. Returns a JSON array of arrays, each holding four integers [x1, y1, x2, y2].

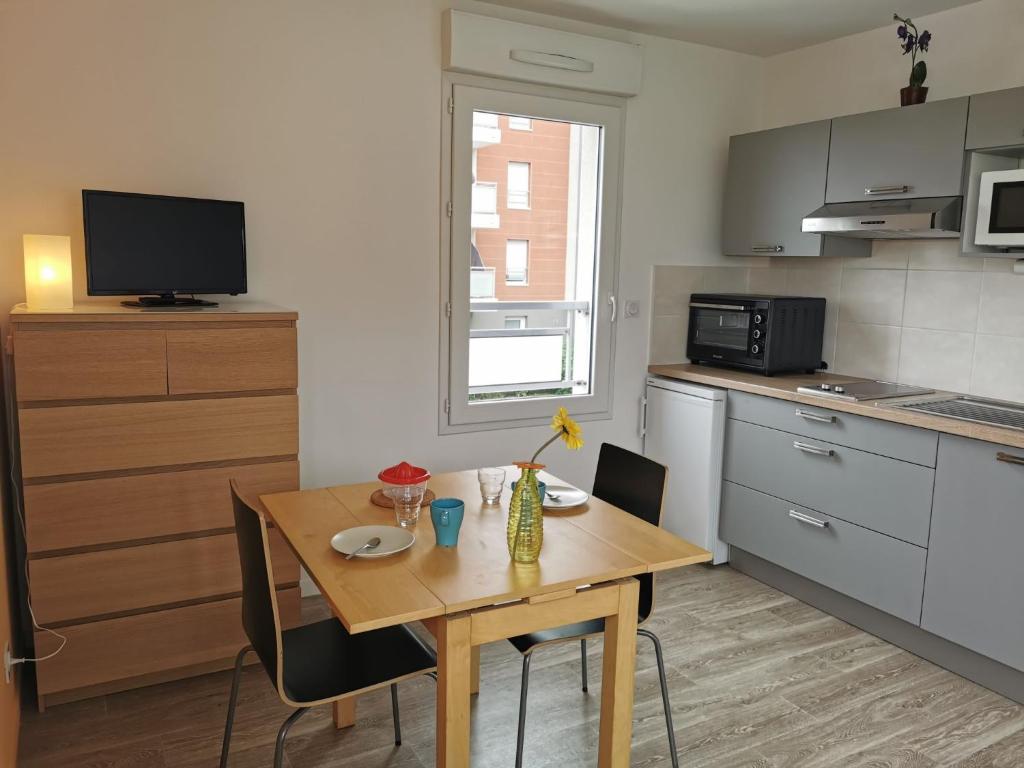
[[920, 435, 1024, 671]]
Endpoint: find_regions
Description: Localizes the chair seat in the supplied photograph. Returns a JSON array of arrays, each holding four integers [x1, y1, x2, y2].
[[279, 619, 436, 704], [508, 618, 606, 655]]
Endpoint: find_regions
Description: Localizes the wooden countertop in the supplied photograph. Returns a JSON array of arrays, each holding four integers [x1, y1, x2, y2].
[[648, 363, 1024, 451]]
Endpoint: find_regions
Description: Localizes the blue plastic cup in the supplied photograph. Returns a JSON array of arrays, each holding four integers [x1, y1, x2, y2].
[[430, 498, 465, 548]]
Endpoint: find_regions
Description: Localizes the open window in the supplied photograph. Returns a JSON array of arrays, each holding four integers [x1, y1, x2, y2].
[[441, 79, 623, 431]]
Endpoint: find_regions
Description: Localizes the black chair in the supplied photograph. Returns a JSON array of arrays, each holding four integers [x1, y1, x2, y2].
[[221, 480, 438, 768], [506, 443, 679, 768]]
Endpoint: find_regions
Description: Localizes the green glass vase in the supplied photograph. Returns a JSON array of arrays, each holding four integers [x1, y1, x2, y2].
[[507, 463, 544, 563]]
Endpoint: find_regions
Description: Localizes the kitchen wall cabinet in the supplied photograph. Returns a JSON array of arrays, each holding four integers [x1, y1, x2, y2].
[[966, 86, 1024, 150], [920, 435, 1024, 672], [723, 120, 832, 257], [825, 97, 969, 203]]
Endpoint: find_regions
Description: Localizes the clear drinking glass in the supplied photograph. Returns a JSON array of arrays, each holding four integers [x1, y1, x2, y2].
[[388, 484, 426, 528], [478, 467, 506, 504]]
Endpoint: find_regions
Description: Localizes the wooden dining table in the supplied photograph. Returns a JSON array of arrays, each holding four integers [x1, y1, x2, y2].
[[261, 467, 711, 767]]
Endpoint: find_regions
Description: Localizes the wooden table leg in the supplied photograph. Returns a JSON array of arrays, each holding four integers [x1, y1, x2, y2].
[[470, 645, 481, 695], [437, 612, 472, 767], [598, 578, 640, 768], [333, 697, 356, 729]]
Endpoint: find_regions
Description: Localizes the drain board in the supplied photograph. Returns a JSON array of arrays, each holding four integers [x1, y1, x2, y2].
[[893, 397, 1024, 431]]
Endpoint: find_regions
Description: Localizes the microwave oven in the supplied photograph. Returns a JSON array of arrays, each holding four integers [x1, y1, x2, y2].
[[687, 294, 826, 375], [976, 169, 1024, 247]]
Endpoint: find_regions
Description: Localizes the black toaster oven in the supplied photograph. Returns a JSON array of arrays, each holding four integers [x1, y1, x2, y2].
[[686, 294, 826, 375]]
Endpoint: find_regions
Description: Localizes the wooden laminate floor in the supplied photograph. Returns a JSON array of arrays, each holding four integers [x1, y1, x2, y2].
[[18, 565, 1024, 767]]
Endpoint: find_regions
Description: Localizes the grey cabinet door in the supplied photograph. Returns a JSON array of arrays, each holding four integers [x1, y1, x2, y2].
[[723, 120, 830, 257], [966, 86, 1024, 150], [921, 436, 1024, 672], [826, 98, 969, 203]]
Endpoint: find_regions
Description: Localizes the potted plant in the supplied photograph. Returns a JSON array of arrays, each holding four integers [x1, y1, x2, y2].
[[894, 13, 932, 106]]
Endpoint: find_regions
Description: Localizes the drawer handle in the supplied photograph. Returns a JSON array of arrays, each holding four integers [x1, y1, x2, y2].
[[795, 408, 836, 424], [789, 510, 829, 528], [865, 184, 911, 196], [751, 244, 784, 253], [793, 440, 835, 457], [997, 452, 1024, 467]]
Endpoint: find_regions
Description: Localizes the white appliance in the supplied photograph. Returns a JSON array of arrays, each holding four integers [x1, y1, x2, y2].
[[642, 376, 728, 564], [975, 168, 1024, 247]]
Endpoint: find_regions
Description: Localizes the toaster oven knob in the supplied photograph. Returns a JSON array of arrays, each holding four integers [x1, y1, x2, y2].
[[751, 344, 761, 355], [752, 329, 762, 339], [753, 314, 764, 324]]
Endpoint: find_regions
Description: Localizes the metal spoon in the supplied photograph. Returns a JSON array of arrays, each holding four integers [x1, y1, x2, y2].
[[546, 492, 561, 502], [346, 536, 382, 560]]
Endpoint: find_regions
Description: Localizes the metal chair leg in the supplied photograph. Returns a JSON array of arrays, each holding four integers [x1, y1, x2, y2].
[[273, 707, 308, 768], [391, 683, 402, 746], [580, 638, 589, 693], [638, 628, 679, 768], [219, 645, 252, 768], [515, 653, 533, 768]]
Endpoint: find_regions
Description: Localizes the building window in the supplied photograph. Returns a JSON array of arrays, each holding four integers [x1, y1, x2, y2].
[[504, 316, 527, 329], [508, 116, 532, 131], [505, 240, 528, 285], [507, 161, 530, 210], [441, 78, 623, 430]]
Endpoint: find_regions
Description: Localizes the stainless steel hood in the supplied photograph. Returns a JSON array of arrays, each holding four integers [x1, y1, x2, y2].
[[802, 196, 962, 239]]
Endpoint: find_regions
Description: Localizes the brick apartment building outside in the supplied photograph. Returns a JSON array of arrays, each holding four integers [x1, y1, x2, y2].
[[473, 115, 571, 302]]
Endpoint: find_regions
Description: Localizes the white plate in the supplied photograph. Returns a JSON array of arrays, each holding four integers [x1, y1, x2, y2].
[[331, 525, 415, 558], [542, 485, 590, 509]]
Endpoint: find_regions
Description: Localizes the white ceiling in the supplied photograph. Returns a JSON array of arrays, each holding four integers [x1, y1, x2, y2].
[[479, 0, 981, 56]]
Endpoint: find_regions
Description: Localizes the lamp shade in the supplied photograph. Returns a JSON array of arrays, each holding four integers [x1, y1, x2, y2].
[[23, 234, 73, 310]]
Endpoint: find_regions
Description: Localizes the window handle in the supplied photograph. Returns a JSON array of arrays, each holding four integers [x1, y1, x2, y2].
[[608, 294, 617, 323]]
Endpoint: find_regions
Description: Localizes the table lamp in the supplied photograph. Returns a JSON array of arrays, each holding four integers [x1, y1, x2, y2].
[[23, 234, 73, 310]]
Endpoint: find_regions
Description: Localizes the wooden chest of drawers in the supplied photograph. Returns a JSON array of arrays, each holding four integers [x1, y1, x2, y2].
[[5, 304, 301, 708]]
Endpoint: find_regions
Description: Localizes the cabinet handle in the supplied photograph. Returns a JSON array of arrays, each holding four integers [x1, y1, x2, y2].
[[793, 440, 835, 457], [864, 185, 911, 196], [751, 244, 784, 253], [789, 510, 829, 528], [997, 451, 1024, 467], [795, 408, 836, 424]]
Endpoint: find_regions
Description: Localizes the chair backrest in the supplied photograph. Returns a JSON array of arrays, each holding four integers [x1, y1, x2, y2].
[[592, 443, 667, 623], [229, 479, 284, 689]]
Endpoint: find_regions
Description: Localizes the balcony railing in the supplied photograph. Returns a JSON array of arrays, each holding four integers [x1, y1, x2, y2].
[[467, 300, 590, 395], [471, 182, 499, 229], [473, 112, 501, 148], [470, 267, 495, 299]]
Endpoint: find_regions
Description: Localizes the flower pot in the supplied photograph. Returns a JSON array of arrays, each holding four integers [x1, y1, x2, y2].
[[900, 86, 929, 106]]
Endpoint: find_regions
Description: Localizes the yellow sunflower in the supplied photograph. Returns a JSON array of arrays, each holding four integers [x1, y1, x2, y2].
[[551, 407, 584, 450]]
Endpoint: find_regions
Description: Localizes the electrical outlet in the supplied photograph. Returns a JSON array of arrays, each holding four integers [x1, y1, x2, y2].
[[3, 643, 12, 684]]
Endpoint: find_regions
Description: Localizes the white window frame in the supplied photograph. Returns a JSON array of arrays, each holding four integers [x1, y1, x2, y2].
[[506, 161, 531, 210], [508, 115, 533, 131], [439, 73, 624, 433], [505, 239, 529, 285]]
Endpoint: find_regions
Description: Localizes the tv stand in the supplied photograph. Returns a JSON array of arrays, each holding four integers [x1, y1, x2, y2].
[[121, 294, 219, 308]]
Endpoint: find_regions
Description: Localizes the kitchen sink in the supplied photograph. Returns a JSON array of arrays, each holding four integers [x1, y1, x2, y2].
[[891, 396, 1024, 431]]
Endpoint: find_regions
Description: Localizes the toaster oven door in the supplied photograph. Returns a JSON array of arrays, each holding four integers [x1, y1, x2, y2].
[[687, 302, 762, 368]]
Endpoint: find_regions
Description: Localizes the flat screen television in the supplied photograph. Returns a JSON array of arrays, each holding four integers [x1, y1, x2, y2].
[[83, 189, 247, 307]]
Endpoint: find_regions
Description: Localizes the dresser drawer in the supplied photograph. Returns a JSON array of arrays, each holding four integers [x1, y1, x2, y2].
[[728, 391, 938, 466], [24, 461, 299, 553], [720, 481, 926, 623], [724, 419, 934, 546], [167, 328, 297, 395], [18, 394, 298, 478], [30, 531, 299, 624], [34, 588, 300, 696], [14, 329, 167, 402]]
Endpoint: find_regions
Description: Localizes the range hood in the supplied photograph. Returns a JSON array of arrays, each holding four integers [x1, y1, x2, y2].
[[802, 196, 962, 239]]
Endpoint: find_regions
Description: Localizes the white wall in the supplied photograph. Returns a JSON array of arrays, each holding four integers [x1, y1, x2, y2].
[[0, 0, 762, 491], [760, 0, 1024, 127]]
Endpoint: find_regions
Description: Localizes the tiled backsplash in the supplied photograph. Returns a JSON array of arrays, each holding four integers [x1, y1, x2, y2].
[[650, 240, 1024, 403]]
